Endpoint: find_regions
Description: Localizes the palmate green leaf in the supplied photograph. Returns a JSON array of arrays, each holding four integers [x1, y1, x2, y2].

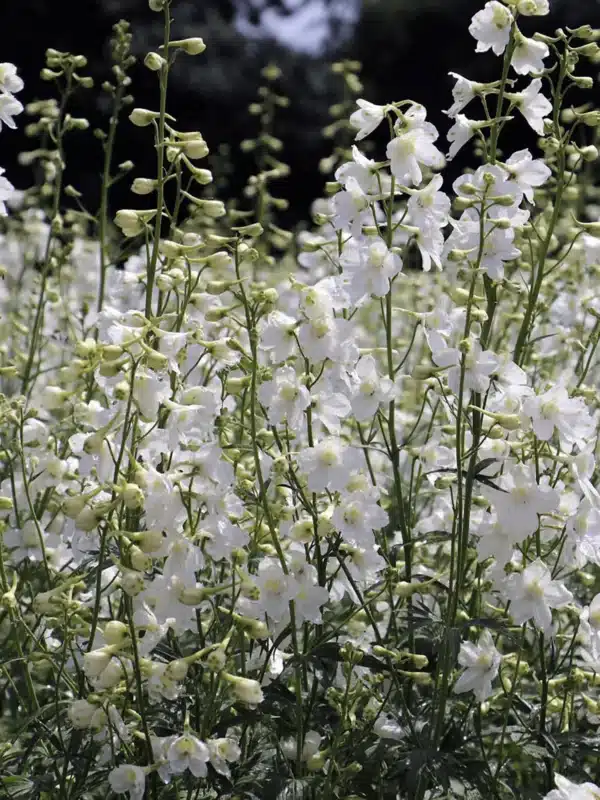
[[0, 776, 35, 798]]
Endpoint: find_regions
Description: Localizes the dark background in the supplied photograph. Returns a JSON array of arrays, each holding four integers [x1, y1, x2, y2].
[[2, 0, 600, 228]]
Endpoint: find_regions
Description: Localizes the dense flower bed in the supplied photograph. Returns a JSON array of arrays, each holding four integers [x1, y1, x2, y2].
[[2, 1, 600, 798]]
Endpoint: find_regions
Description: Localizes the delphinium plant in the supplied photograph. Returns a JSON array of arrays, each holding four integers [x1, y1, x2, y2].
[[3, 1, 600, 799]]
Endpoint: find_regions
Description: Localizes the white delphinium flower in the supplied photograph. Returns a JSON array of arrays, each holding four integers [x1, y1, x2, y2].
[[542, 774, 600, 800], [0, 166, 15, 216], [108, 764, 146, 800], [386, 104, 444, 186], [207, 738, 242, 778], [260, 310, 298, 363], [0, 62, 24, 95], [510, 78, 552, 135], [430, 335, 499, 395], [503, 559, 573, 634], [447, 114, 480, 160], [469, 1, 513, 55], [522, 384, 594, 447], [254, 559, 300, 621], [482, 464, 560, 541], [332, 176, 372, 237], [0, 92, 23, 131], [454, 629, 502, 701], [336, 145, 381, 197], [296, 436, 353, 492], [290, 558, 330, 624], [132, 367, 171, 420], [446, 72, 484, 118], [348, 355, 394, 420], [476, 513, 517, 575], [258, 365, 310, 428], [298, 314, 358, 364], [350, 99, 387, 140], [147, 660, 187, 702], [309, 377, 351, 434], [331, 488, 388, 547], [340, 238, 403, 304], [511, 32, 549, 75], [68, 699, 107, 731], [3, 519, 61, 564], [166, 733, 210, 778], [373, 715, 405, 741], [417, 432, 456, 486], [503, 149, 551, 202], [565, 500, 600, 568], [407, 174, 450, 228]]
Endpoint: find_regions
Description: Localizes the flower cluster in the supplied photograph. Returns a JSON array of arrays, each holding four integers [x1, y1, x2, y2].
[[2, 1, 600, 798]]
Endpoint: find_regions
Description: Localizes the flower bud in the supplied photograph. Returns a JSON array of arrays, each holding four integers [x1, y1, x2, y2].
[[68, 699, 105, 730], [120, 570, 146, 596], [136, 529, 165, 553], [223, 673, 264, 706], [165, 659, 189, 681], [131, 177, 157, 195], [129, 108, 159, 127], [170, 37, 206, 55], [183, 136, 209, 160], [129, 545, 151, 571], [83, 647, 115, 678], [122, 483, 145, 510], [103, 620, 129, 645], [144, 52, 166, 71]]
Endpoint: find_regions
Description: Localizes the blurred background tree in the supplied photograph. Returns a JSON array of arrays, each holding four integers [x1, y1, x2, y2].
[[2, 0, 600, 227]]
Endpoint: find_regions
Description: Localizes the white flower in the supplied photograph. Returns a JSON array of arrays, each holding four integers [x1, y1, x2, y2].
[[348, 355, 394, 421], [511, 32, 549, 75], [108, 764, 146, 800], [447, 114, 479, 160], [132, 367, 171, 420], [332, 178, 372, 237], [0, 92, 24, 131], [482, 465, 560, 541], [431, 336, 499, 395], [469, 1, 514, 56], [386, 105, 444, 186], [336, 145, 380, 196], [0, 166, 15, 216], [0, 63, 24, 95], [296, 437, 354, 493], [166, 733, 210, 778], [522, 385, 594, 446], [407, 174, 450, 228], [446, 72, 483, 118], [349, 99, 386, 140], [512, 78, 552, 135], [503, 149, 551, 202], [260, 310, 298, 363], [543, 774, 600, 800], [258, 366, 311, 428], [293, 568, 330, 624], [340, 238, 403, 303], [503, 559, 573, 634], [331, 490, 388, 547], [454, 629, 501, 701], [208, 738, 241, 778], [68, 699, 106, 730], [373, 715, 405, 741], [255, 559, 300, 621]]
